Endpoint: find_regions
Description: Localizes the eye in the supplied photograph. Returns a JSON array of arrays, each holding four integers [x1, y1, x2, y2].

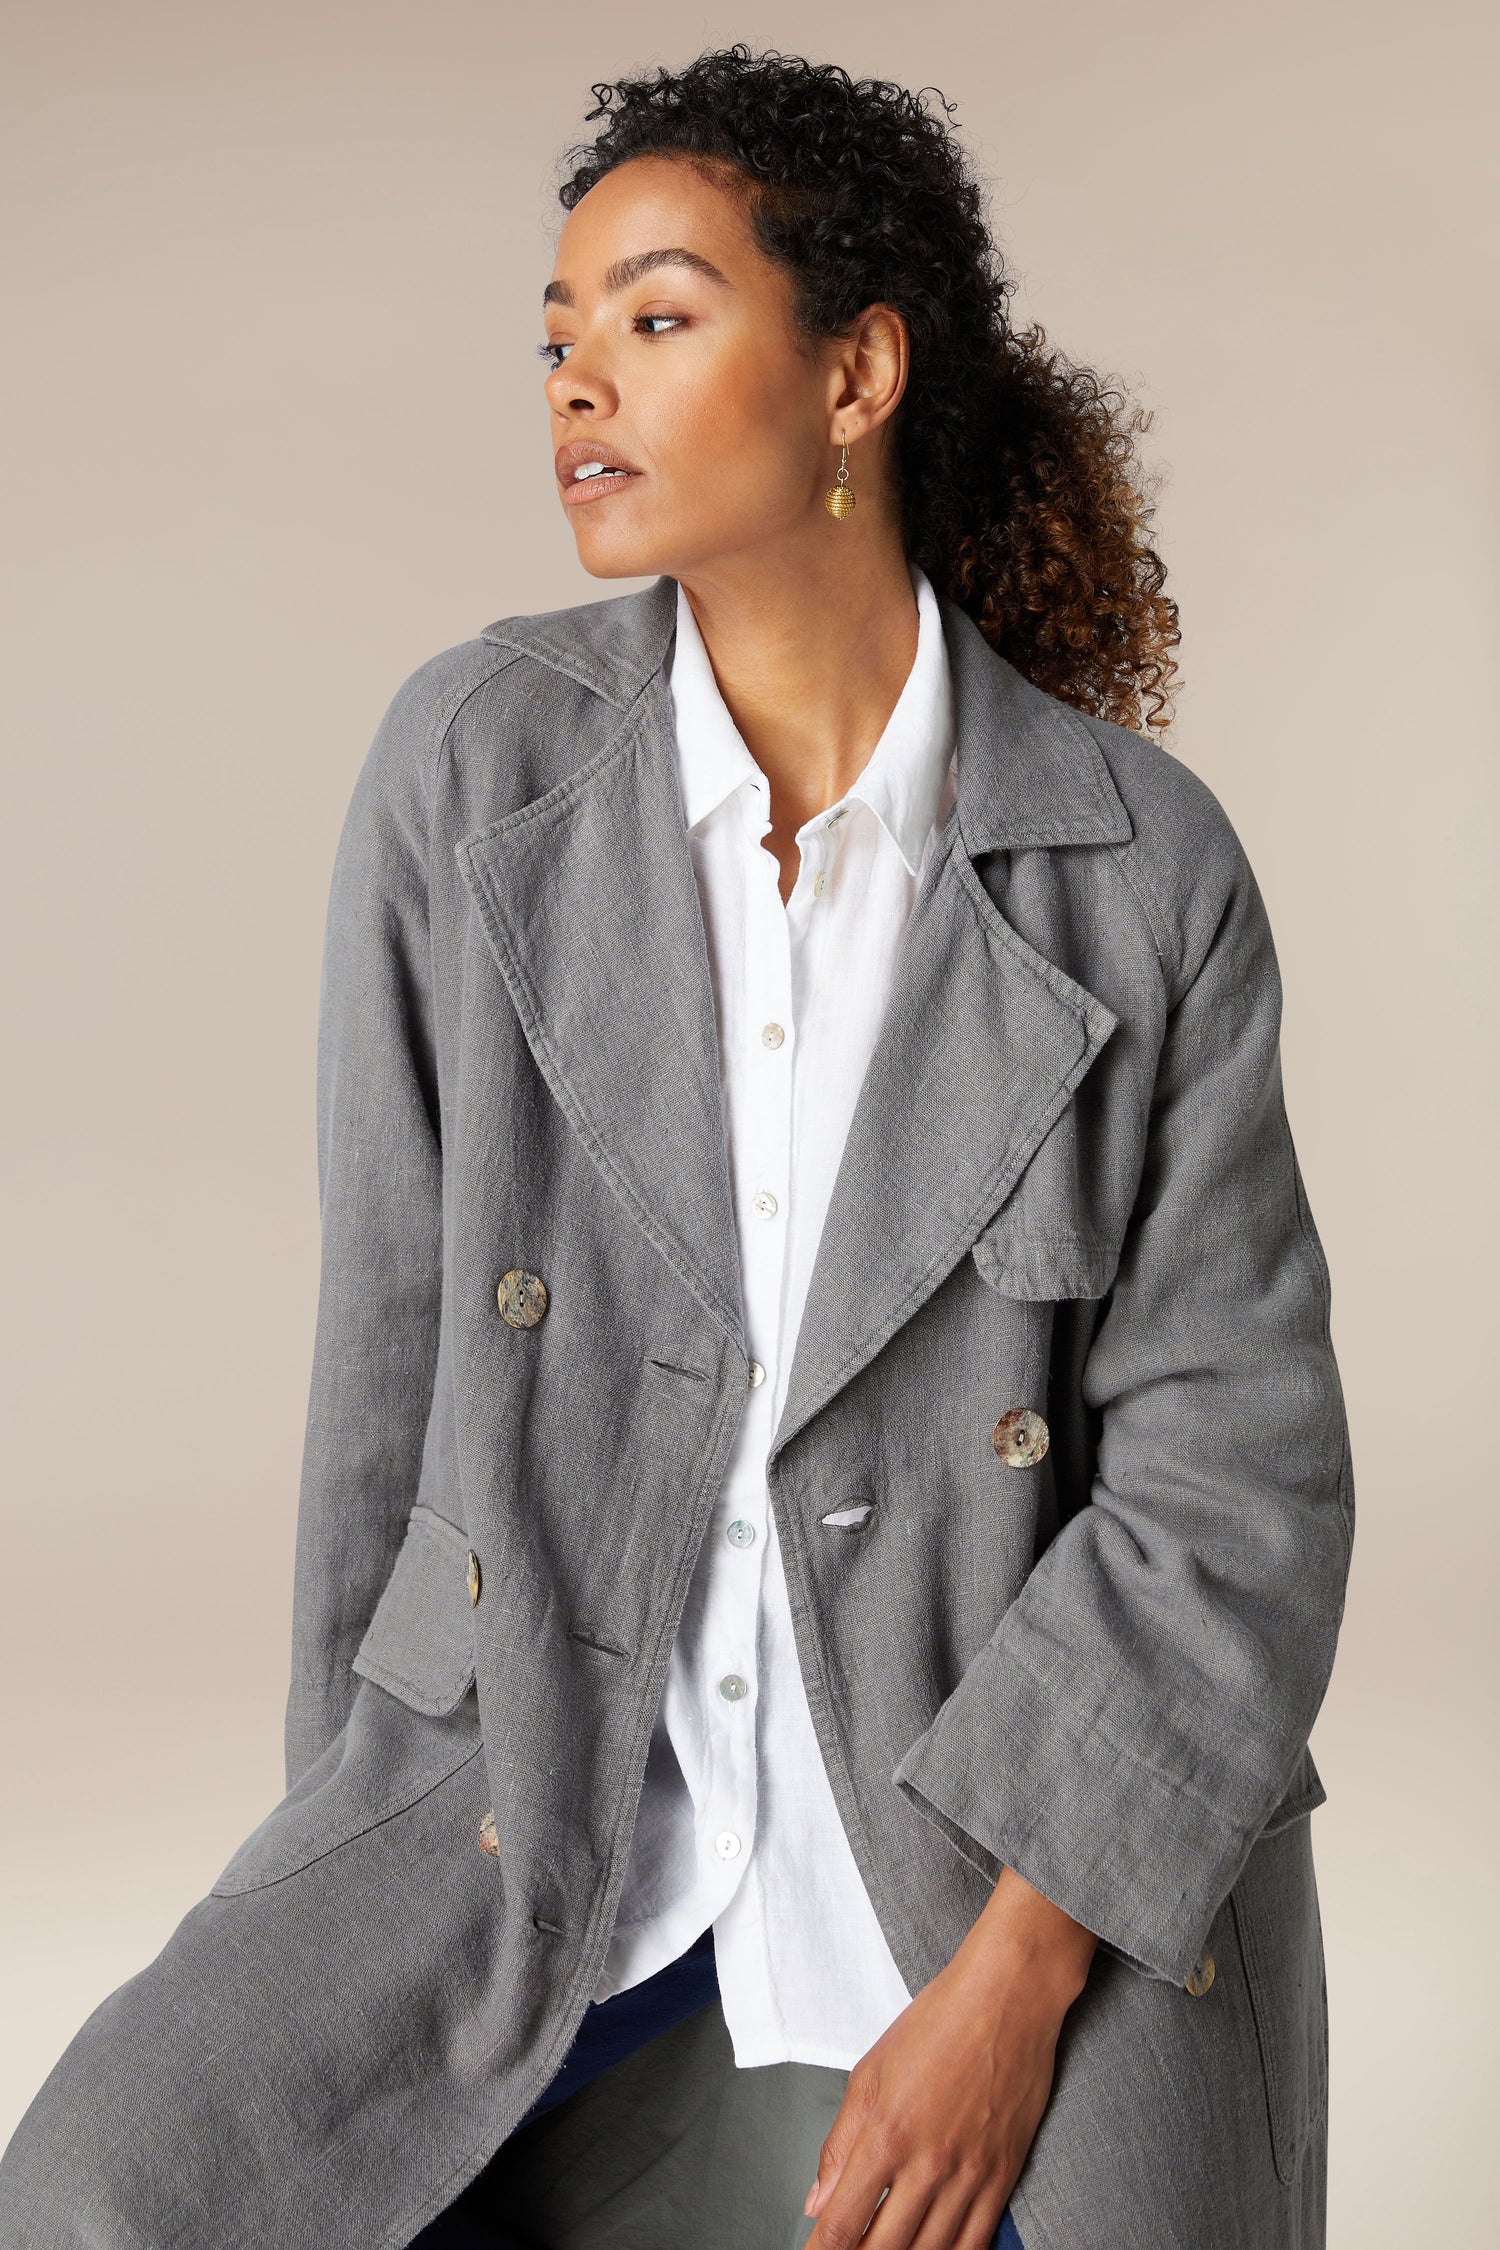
[[635, 314, 686, 338], [538, 339, 572, 369]]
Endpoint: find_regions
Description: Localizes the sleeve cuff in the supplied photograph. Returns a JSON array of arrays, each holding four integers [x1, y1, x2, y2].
[[889, 1628, 1257, 1986]]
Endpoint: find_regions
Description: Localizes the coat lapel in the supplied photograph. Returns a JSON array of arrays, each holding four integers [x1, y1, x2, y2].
[[768, 602, 1131, 1460], [455, 586, 746, 1352], [454, 578, 1132, 1431]]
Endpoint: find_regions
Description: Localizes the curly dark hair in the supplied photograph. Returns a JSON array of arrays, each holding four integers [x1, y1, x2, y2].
[[558, 45, 1181, 735]]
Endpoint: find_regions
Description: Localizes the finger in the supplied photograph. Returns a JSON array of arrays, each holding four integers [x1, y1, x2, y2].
[[903, 2173, 1011, 2250], [805, 2136, 908, 2250], [804, 2075, 879, 2218], [814, 2168, 935, 2250]]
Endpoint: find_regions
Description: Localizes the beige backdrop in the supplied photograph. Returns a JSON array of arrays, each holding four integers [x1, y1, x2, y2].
[[3, 1, 1496, 2239]]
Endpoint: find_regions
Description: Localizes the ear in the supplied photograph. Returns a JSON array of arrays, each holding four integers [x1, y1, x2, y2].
[[825, 303, 909, 447]]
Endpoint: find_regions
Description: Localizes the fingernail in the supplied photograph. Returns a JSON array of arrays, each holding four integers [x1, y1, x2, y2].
[[803, 2188, 816, 2215]]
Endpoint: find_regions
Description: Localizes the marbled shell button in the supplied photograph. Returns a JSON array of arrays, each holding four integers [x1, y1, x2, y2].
[[1184, 1948, 1216, 1997], [992, 1407, 1050, 1468], [497, 1269, 548, 1328], [465, 1550, 482, 1607], [477, 1810, 499, 1858]]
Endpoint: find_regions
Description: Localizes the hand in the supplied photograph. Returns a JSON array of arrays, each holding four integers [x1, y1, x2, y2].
[[802, 1868, 1097, 2250]]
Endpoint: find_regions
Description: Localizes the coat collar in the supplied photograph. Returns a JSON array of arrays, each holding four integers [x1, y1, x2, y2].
[[462, 576, 1128, 1445], [479, 574, 1134, 857]]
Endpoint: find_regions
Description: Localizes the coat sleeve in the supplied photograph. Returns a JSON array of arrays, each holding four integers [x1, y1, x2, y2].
[[891, 807, 1355, 1985], [282, 670, 445, 1790]]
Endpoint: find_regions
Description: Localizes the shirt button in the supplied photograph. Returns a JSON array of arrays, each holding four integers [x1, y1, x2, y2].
[[761, 1022, 785, 1049], [752, 1189, 779, 1220], [714, 1830, 742, 1859], [718, 1673, 749, 1701], [827, 806, 848, 827], [812, 869, 828, 897], [726, 1518, 756, 1548], [747, 1359, 766, 1387]]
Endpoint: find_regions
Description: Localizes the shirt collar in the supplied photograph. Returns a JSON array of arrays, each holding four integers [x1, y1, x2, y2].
[[667, 562, 957, 874]]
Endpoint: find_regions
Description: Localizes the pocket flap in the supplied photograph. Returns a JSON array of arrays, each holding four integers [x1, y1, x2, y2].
[[351, 1505, 477, 1716], [971, 1218, 1123, 1302]]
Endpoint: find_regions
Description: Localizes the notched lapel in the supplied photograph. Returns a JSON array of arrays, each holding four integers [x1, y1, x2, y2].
[[768, 601, 1130, 1454], [771, 823, 1119, 1462], [454, 672, 745, 1352]]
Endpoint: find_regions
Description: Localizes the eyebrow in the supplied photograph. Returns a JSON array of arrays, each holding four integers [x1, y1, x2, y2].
[[543, 247, 732, 308]]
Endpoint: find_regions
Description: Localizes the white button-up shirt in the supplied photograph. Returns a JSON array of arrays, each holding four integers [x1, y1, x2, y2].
[[593, 563, 959, 2071]]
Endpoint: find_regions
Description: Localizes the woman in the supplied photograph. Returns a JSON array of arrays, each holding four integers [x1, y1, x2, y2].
[[0, 45, 1352, 2250]]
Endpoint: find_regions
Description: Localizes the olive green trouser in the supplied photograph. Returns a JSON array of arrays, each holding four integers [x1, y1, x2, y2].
[[432, 1992, 848, 2250]]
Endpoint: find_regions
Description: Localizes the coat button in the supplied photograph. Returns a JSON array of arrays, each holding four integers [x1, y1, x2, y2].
[[1184, 1948, 1215, 1997], [497, 1269, 548, 1328], [478, 1810, 499, 1857], [465, 1550, 482, 1607], [992, 1407, 1050, 1467]]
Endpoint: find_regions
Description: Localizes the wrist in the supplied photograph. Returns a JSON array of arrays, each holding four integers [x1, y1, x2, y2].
[[961, 1866, 1099, 2018]]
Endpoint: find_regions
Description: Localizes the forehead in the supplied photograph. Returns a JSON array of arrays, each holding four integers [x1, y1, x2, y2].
[[550, 155, 762, 282]]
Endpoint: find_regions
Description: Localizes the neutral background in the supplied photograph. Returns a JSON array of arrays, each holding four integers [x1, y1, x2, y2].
[[3, 2, 1496, 2239]]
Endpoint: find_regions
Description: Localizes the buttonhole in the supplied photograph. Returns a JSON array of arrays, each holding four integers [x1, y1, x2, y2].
[[645, 1356, 711, 1382], [820, 1502, 875, 1531], [532, 1914, 565, 1935], [568, 1627, 632, 1659]]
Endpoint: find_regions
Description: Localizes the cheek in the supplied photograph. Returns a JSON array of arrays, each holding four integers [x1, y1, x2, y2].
[[651, 356, 812, 523]]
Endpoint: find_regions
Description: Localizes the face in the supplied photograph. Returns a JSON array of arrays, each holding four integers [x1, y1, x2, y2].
[[541, 155, 881, 582]]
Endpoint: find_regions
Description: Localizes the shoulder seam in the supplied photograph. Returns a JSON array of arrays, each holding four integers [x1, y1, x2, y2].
[[424, 645, 528, 817], [1102, 839, 1177, 1004]]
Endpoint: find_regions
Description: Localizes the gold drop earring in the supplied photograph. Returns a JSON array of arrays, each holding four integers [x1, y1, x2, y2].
[[824, 431, 855, 519]]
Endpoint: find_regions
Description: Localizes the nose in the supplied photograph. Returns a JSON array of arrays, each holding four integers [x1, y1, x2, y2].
[[545, 350, 613, 422]]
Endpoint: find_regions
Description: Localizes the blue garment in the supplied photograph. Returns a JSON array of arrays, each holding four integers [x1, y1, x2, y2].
[[516, 1929, 1023, 2245], [515, 1923, 722, 2126]]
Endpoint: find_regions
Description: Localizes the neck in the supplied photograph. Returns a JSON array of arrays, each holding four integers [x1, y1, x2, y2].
[[674, 520, 920, 839]]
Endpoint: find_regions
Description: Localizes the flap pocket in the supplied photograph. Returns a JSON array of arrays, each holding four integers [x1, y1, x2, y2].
[[351, 1504, 478, 1716], [971, 1215, 1123, 1302], [966, 1057, 1142, 1305], [210, 1507, 480, 1897]]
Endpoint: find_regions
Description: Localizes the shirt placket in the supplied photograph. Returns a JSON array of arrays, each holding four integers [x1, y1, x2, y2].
[[696, 776, 798, 1906]]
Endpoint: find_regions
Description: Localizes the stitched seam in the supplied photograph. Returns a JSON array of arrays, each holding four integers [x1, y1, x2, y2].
[[350, 1651, 475, 1712], [996, 1634, 1263, 1841], [418, 646, 527, 817], [1229, 1883, 1304, 2183], [951, 847, 1118, 1029], [475, 629, 635, 708], [454, 687, 653, 852], [211, 1734, 485, 1898], [1104, 837, 1177, 1003]]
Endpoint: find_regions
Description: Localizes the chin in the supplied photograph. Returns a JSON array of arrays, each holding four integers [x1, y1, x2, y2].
[[574, 550, 661, 581]]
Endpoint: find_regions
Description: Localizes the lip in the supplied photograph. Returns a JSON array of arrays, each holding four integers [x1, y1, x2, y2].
[[555, 439, 643, 507]]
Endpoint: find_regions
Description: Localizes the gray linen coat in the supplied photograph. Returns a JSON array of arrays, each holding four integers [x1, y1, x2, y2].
[[0, 577, 1353, 2250]]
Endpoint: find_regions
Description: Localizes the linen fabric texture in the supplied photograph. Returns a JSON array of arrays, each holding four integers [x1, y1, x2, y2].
[[0, 575, 1352, 2250], [598, 562, 956, 2062]]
